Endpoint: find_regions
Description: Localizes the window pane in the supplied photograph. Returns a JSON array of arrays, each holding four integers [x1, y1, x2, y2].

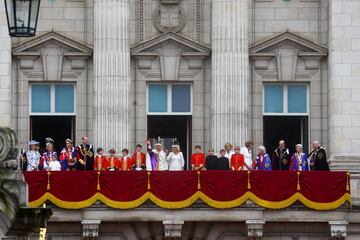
[[148, 84, 167, 112], [172, 85, 191, 112], [55, 85, 75, 113], [264, 85, 284, 113], [31, 85, 51, 113], [288, 85, 307, 113]]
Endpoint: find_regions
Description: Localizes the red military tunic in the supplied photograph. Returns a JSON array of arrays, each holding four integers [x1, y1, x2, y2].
[[132, 152, 146, 170], [191, 153, 206, 170], [118, 156, 133, 171], [230, 153, 245, 171], [94, 155, 107, 171], [107, 156, 119, 170]]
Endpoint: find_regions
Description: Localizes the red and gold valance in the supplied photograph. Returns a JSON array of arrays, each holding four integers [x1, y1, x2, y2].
[[24, 171, 351, 210]]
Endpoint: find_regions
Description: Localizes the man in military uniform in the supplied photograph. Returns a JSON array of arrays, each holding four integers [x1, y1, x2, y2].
[[272, 140, 290, 170], [75, 136, 94, 170]]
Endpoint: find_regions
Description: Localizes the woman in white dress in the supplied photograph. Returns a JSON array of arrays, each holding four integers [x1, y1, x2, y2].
[[240, 141, 254, 171], [167, 145, 185, 171], [224, 143, 235, 167]]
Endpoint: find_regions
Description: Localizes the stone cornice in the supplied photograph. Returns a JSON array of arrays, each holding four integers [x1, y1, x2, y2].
[[249, 31, 328, 56], [131, 32, 211, 55], [11, 31, 93, 56]]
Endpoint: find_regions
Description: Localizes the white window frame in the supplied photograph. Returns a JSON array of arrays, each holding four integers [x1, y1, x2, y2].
[[29, 83, 76, 116], [263, 83, 309, 116], [147, 83, 193, 115]]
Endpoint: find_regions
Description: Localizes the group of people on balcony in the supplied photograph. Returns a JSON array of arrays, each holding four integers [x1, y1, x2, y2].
[[21, 136, 330, 172]]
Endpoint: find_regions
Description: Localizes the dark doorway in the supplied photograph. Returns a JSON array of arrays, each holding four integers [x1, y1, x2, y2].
[[30, 116, 75, 152], [148, 116, 191, 169], [263, 116, 308, 156]]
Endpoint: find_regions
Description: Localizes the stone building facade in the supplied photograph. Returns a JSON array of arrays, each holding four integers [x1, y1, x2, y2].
[[0, 0, 360, 239]]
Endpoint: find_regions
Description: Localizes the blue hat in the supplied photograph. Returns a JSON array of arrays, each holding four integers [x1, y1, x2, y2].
[[28, 140, 39, 145]]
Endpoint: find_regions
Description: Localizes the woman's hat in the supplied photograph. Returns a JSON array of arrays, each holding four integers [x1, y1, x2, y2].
[[28, 140, 39, 145], [45, 137, 54, 144]]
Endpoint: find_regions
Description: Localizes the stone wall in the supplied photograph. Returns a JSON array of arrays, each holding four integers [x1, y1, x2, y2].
[[328, 0, 360, 168], [249, 0, 328, 45]]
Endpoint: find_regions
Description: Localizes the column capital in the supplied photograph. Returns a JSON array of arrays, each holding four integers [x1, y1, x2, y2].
[[163, 220, 184, 239], [82, 220, 101, 240], [329, 221, 348, 240], [246, 220, 265, 240]]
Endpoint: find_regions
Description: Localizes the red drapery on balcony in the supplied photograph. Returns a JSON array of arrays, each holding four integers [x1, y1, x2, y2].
[[24, 171, 351, 210]]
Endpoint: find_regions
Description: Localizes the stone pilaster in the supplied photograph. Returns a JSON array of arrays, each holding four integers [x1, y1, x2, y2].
[[246, 220, 264, 240], [93, 0, 130, 150], [0, 1, 11, 127], [163, 220, 184, 239], [328, 0, 360, 170], [211, 0, 249, 151], [329, 221, 347, 240], [82, 220, 101, 240]]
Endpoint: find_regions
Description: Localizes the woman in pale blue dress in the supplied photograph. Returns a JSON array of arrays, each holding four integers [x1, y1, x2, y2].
[[26, 140, 41, 171]]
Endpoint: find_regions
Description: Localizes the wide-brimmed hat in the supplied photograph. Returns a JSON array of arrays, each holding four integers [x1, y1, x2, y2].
[[28, 140, 39, 145]]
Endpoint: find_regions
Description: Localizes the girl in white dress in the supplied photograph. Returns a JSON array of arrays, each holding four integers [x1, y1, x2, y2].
[[167, 145, 185, 171]]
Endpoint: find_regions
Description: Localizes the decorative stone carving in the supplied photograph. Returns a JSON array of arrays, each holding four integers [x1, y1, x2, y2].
[[131, 32, 210, 79], [0, 127, 19, 170], [160, 48, 181, 81], [153, 0, 185, 33], [163, 220, 184, 239], [82, 220, 101, 240], [195, 0, 201, 42], [12, 31, 92, 77], [246, 220, 265, 240], [249, 31, 328, 80], [329, 221, 347, 240], [138, 0, 144, 42], [277, 49, 298, 82], [41, 48, 64, 81], [0, 127, 52, 238]]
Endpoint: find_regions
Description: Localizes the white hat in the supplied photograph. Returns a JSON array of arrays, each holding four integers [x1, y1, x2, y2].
[[28, 140, 39, 145]]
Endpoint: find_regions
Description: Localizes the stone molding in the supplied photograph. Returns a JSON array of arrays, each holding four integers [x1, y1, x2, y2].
[[12, 31, 92, 78], [249, 31, 328, 73], [163, 220, 184, 239], [82, 220, 101, 240], [246, 220, 265, 240], [329, 221, 347, 240], [131, 32, 210, 80]]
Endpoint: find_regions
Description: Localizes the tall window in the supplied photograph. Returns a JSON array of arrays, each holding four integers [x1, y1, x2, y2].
[[263, 83, 309, 154], [30, 83, 76, 115], [263, 84, 308, 115], [29, 83, 76, 151], [147, 83, 192, 115]]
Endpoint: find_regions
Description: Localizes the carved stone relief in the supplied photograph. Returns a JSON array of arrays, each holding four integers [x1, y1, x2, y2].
[[153, 0, 186, 33]]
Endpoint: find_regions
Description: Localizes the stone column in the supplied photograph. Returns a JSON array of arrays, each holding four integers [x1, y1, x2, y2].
[[163, 220, 184, 239], [246, 220, 264, 240], [0, 1, 11, 127], [82, 220, 101, 240], [211, 0, 249, 151], [328, 0, 360, 170], [329, 221, 347, 240], [93, 0, 130, 150]]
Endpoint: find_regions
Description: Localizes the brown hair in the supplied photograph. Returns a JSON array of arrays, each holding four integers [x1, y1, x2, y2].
[[245, 141, 254, 148], [122, 148, 129, 154]]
